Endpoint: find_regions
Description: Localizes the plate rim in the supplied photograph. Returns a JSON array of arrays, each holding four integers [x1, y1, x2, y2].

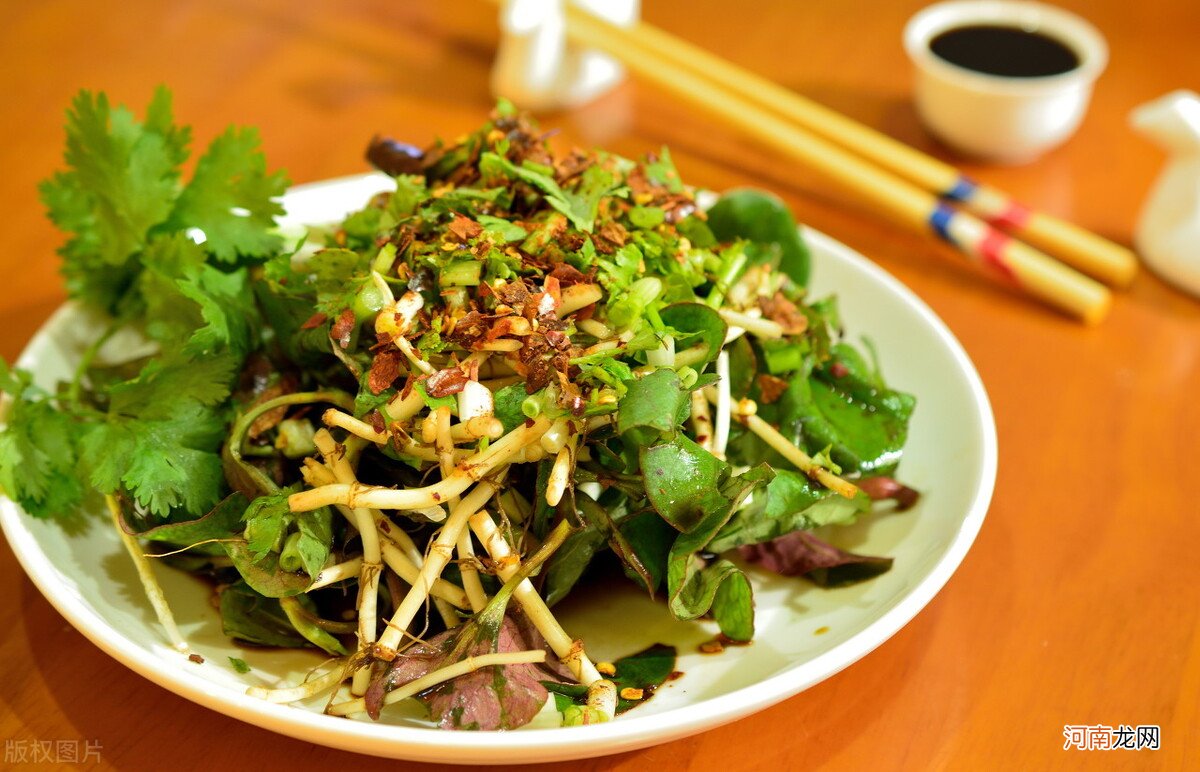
[[0, 174, 997, 763]]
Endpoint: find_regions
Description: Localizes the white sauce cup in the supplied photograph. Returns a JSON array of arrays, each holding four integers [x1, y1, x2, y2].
[[904, 1, 1108, 163]]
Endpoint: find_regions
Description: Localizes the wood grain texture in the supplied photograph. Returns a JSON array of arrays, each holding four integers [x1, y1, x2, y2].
[[1, 1, 1197, 769]]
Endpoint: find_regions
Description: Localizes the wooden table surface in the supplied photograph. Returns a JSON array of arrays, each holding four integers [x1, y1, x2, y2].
[[1, 1, 1197, 769]]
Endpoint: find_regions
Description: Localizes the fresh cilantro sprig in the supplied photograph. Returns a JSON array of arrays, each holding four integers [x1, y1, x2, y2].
[[0, 88, 288, 521]]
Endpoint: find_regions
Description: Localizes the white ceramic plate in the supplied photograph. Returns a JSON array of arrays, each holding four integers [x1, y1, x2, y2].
[[0, 174, 996, 764]]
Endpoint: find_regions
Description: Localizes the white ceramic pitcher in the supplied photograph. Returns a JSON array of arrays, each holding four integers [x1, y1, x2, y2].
[[1131, 90, 1200, 297]]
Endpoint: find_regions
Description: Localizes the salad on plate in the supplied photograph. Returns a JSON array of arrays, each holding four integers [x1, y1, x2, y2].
[[0, 89, 919, 730]]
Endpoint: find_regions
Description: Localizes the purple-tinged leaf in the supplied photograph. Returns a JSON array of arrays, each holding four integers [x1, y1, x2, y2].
[[363, 612, 568, 729], [739, 531, 893, 587], [857, 476, 920, 510]]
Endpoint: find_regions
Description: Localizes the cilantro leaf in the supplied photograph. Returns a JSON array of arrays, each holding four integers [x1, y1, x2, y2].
[[479, 152, 624, 232], [106, 352, 238, 420], [165, 126, 289, 262], [81, 402, 227, 516], [0, 367, 85, 519], [39, 88, 191, 310]]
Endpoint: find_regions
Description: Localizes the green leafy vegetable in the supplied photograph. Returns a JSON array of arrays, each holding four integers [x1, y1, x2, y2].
[[705, 188, 811, 287]]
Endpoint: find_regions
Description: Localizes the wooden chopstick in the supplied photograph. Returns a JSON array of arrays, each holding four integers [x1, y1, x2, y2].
[[563, 6, 1136, 289], [558, 7, 1110, 324]]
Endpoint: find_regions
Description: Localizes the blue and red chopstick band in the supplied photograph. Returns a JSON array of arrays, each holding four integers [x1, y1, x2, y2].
[[941, 175, 978, 202], [929, 202, 955, 242], [941, 174, 1034, 231], [927, 200, 1017, 282]]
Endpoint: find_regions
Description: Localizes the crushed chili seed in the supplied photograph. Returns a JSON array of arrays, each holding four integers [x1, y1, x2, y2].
[[368, 349, 405, 395], [759, 292, 809, 335], [425, 366, 470, 398], [330, 308, 356, 350], [300, 312, 328, 330], [447, 214, 483, 242], [757, 374, 789, 405]]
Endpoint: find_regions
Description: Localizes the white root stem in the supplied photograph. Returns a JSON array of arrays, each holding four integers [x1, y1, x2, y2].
[[539, 418, 572, 455], [381, 511, 464, 630], [704, 391, 860, 499], [374, 478, 506, 656], [437, 406, 488, 614], [469, 511, 602, 685], [449, 415, 504, 442], [545, 443, 574, 508], [300, 462, 468, 609], [326, 650, 547, 717], [289, 417, 551, 512], [690, 389, 715, 452], [713, 352, 731, 460], [323, 409, 386, 444], [106, 495, 189, 654], [314, 430, 382, 696], [385, 388, 425, 423], [247, 660, 349, 703], [717, 308, 784, 339], [396, 335, 436, 375], [740, 411, 860, 499], [308, 557, 363, 591], [587, 679, 618, 719]]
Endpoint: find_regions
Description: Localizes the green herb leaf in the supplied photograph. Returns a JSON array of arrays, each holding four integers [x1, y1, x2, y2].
[[617, 369, 689, 446], [165, 126, 289, 262], [218, 581, 310, 647], [706, 188, 810, 287]]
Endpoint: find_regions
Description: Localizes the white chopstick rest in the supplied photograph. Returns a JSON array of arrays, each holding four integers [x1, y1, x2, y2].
[[491, 0, 639, 110]]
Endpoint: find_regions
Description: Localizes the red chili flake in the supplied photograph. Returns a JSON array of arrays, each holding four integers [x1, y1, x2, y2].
[[301, 312, 328, 330], [400, 374, 417, 400], [330, 308, 356, 350], [366, 411, 386, 434], [248, 372, 300, 439], [595, 221, 628, 253], [757, 374, 789, 405], [446, 310, 491, 348], [426, 367, 470, 398], [555, 149, 593, 185], [447, 214, 483, 242], [494, 279, 532, 308], [759, 292, 809, 335], [829, 362, 850, 378], [188, 653, 205, 664], [544, 329, 570, 350], [548, 263, 589, 286], [368, 349, 405, 395]]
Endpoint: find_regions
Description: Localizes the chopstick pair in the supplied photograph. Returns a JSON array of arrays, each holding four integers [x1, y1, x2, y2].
[[554, 5, 1135, 324]]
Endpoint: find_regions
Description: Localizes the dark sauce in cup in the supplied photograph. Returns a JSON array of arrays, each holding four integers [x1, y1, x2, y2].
[[930, 24, 1080, 77]]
